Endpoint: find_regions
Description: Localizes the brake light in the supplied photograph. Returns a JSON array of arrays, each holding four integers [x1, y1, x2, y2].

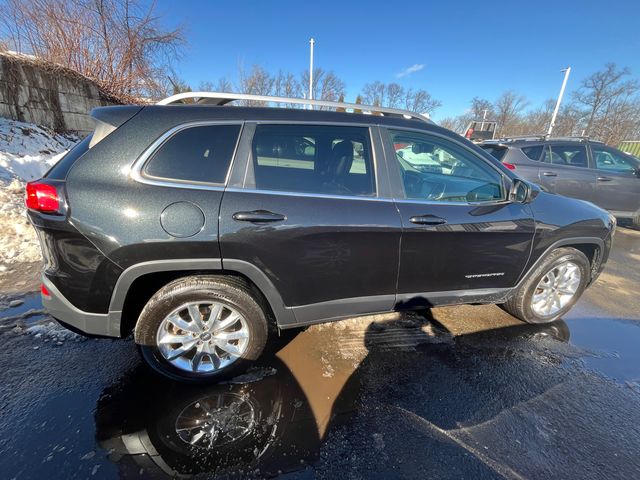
[[25, 182, 60, 212], [41, 284, 51, 297], [503, 162, 516, 170], [465, 128, 474, 139]]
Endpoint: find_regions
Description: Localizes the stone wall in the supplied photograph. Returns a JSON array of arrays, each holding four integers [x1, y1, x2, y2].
[[0, 52, 119, 135]]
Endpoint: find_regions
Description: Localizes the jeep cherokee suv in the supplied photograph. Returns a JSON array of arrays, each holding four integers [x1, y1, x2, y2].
[[26, 93, 615, 382]]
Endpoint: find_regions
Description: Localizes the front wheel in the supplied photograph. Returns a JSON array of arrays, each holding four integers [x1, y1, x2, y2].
[[500, 247, 591, 324], [135, 275, 269, 383]]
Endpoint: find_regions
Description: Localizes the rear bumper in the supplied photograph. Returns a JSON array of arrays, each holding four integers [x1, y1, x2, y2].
[[42, 276, 121, 338]]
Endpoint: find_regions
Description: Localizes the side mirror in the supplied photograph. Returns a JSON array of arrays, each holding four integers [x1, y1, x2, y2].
[[509, 179, 532, 203]]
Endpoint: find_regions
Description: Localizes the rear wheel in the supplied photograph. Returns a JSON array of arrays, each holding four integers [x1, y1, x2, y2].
[[135, 275, 269, 383], [501, 247, 590, 324]]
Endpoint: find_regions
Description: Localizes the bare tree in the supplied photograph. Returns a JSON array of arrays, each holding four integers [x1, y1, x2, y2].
[[300, 67, 346, 105], [574, 63, 639, 136], [386, 83, 404, 108], [199, 78, 233, 93], [360, 81, 441, 114], [439, 116, 468, 132], [361, 81, 386, 106], [470, 97, 495, 120], [405, 88, 441, 115], [522, 99, 555, 134], [494, 91, 529, 136], [0, 0, 185, 100]]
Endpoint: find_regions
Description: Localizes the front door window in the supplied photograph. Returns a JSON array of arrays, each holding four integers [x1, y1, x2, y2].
[[389, 130, 505, 203]]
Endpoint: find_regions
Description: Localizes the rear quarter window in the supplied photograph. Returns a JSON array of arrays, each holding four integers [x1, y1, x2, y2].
[[144, 124, 241, 184], [521, 145, 543, 161], [480, 145, 507, 161]]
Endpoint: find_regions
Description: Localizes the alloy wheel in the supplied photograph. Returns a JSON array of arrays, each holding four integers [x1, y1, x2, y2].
[[531, 261, 582, 317], [156, 301, 250, 373]]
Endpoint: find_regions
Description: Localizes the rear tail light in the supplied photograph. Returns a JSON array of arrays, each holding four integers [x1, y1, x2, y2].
[[465, 128, 474, 139], [503, 162, 516, 170], [41, 284, 51, 297], [25, 181, 60, 213]]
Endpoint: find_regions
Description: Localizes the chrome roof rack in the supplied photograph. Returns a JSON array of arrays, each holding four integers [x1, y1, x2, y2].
[[485, 135, 603, 144], [156, 91, 433, 124]]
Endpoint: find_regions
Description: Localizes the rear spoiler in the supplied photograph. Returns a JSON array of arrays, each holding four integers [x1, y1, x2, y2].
[[89, 106, 143, 148]]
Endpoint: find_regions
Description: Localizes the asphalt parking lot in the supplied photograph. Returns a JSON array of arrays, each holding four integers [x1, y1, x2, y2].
[[0, 227, 639, 479]]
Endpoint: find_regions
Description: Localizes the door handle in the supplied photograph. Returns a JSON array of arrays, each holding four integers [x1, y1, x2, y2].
[[542, 171, 557, 177], [597, 176, 612, 182], [409, 215, 447, 226], [232, 210, 286, 222]]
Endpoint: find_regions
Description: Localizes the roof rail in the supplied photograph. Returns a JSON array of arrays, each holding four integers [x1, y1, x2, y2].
[[156, 91, 433, 124], [490, 134, 603, 144]]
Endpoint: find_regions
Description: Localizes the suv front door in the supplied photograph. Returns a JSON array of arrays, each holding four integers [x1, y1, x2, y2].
[[219, 123, 402, 327], [590, 144, 640, 216], [382, 128, 535, 301]]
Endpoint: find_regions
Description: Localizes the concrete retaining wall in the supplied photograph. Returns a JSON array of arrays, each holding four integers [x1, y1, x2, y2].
[[0, 52, 119, 135]]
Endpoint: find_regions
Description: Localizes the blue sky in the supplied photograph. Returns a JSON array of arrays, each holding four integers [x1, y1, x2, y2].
[[157, 0, 640, 120]]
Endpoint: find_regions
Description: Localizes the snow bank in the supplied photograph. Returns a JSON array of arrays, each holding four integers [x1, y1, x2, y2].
[[0, 118, 78, 265]]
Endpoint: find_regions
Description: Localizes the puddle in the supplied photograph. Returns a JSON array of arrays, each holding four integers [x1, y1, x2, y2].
[[0, 291, 41, 317], [566, 315, 640, 384], [0, 291, 84, 343]]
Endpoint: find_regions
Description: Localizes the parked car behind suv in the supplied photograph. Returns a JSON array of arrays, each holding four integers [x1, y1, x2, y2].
[[480, 137, 640, 228], [26, 93, 615, 382]]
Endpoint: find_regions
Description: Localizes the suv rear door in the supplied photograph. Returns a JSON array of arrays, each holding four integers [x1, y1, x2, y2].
[[219, 123, 402, 327], [537, 143, 598, 202], [590, 143, 640, 216], [381, 127, 535, 300]]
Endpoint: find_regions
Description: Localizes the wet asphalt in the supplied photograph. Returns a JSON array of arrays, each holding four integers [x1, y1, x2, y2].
[[0, 227, 639, 479]]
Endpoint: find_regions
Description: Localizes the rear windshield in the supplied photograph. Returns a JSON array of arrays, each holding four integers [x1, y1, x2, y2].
[[480, 145, 507, 161], [44, 134, 92, 180]]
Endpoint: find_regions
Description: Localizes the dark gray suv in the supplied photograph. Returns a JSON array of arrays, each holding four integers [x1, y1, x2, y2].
[[480, 137, 640, 228], [26, 93, 615, 382]]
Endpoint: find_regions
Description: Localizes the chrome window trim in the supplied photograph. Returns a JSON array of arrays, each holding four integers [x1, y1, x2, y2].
[[384, 126, 511, 205], [224, 187, 392, 202], [129, 120, 244, 191], [243, 122, 381, 198], [223, 187, 510, 207]]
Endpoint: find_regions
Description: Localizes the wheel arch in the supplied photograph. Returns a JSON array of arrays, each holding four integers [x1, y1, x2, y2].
[[517, 236, 605, 288], [111, 259, 296, 337]]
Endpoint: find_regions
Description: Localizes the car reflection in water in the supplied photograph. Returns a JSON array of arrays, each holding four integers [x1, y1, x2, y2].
[[95, 358, 323, 477], [94, 313, 570, 478]]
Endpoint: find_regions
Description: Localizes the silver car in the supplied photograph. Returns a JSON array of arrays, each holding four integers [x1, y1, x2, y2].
[[481, 136, 640, 228]]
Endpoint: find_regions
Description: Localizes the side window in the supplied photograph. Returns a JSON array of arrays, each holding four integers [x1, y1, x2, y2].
[[521, 145, 543, 161], [389, 130, 505, 203], [144, 124, 241, 184], [251, 124, 375, 196], [592, 146, 638, 173], [546, 144, 588, 168]]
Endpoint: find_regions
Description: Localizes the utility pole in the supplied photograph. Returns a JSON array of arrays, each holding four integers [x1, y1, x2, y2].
[[547, 67, 571, 137], [309, 38, 315, 108], [480, 109, 488, 130]]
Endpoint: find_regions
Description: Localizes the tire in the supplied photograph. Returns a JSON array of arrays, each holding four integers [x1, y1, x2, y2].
[[135, 275, 269, 383], [500, 247, 590, 324]]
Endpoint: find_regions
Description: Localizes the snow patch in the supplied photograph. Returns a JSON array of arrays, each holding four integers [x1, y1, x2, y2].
[[24, 320, 85, 342], [0, 118, 79, 265]]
